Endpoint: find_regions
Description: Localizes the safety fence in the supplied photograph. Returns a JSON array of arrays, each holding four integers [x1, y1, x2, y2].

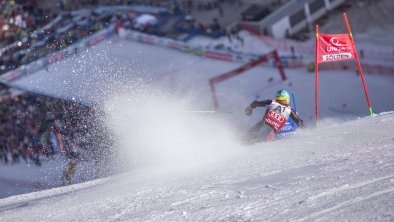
[[208, 50, 286, 110], [123, 29, 304, 69], [0, 27, 115, 83]]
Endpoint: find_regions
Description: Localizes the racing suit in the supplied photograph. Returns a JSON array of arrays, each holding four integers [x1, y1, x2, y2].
[[246, 100, 304, 142]]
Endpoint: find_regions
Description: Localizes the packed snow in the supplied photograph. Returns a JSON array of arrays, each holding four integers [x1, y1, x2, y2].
[[0, 112, 393, 221]]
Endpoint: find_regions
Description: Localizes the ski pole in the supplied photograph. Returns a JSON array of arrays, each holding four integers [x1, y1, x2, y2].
[[291, 93, 297, 113]]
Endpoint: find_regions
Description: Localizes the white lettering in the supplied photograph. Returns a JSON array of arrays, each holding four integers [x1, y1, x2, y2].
[[322, 53, 352, 61], [326, 46, 348, 52], [266, 118, 280, 130], [267, 110, 285, 123]]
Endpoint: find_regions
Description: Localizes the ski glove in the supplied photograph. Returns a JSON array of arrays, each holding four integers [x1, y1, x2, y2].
[[245, 106, 253, 116]]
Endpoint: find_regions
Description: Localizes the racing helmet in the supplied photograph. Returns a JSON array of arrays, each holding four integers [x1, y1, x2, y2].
[[275, 89, 290, 105]]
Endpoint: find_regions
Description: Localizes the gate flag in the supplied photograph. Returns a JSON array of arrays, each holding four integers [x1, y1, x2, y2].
[[317, 33, 355, 63], [314, 13, 374, 128]]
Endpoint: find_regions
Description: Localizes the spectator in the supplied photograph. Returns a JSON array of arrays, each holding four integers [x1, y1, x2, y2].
[[218, 5, 224, 17], [290, 45, 295, 57], [0, 89, 110, 166]]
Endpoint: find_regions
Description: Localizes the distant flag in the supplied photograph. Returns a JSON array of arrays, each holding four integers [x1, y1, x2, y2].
[[316, 33, 355, 63]]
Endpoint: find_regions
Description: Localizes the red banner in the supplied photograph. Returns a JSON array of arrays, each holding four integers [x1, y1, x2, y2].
[[315, 13, 374, 127], [317, 33, 355, 63]]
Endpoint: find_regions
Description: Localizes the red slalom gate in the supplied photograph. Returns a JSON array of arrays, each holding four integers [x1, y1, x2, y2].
[[315, 13, 374, 127], [209, 50, 286, 110]]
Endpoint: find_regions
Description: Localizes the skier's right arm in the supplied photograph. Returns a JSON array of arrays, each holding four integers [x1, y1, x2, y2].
[[245, 100, 272, 116], [250, 100, 272, 108]]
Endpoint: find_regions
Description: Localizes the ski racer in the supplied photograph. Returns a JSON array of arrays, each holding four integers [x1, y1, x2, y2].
[[244, 89, 304, 143]]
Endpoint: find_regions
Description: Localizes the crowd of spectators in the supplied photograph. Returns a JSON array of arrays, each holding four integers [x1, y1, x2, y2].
[[1, 0, 240, 75], [0, 0, 54, 47], [0, 88, 109, 166], [0, 0, 236, 167], [0, 0, 116, 75], [0, 1, 188, 167], [172, 0, 241, 40], [0, 0, 58, 74]]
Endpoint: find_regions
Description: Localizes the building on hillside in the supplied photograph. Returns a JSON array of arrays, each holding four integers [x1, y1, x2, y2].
[[239, 0, 345, 39]]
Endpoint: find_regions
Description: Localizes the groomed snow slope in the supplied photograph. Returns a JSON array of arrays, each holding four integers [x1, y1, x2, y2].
[[2, 32, 394, 221], [0, 113, 393, 221]]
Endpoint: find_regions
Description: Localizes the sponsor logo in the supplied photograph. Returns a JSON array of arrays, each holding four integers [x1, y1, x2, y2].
[[267, 110, 285, 123], [206, 51, 233, 61], [329, 37, 344, 47], [322, 53, 352, 61], [281, 123, 292, 131], [326, 37, 348, 52], [265, 118, 280, 130]]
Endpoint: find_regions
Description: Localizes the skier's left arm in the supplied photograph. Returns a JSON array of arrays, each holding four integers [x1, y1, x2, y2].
[[290, 108, 305, 128]]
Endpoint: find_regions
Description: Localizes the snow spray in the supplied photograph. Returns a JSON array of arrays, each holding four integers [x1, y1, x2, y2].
[[103, 88, 243, 174]]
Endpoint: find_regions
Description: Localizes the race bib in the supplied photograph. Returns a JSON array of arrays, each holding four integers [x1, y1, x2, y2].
[[264, 109, 286, 132]]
